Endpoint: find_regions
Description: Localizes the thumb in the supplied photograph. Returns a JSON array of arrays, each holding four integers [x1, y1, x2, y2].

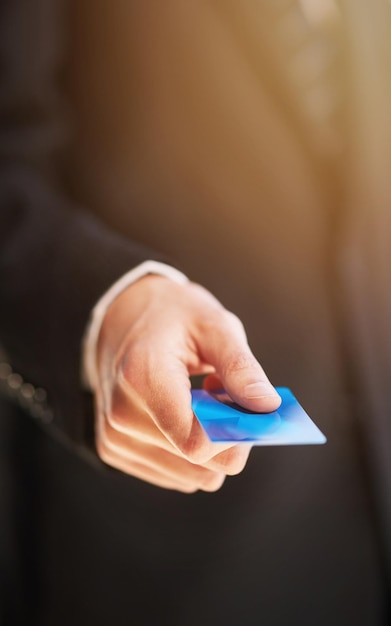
[[197, 313, 281, 413]]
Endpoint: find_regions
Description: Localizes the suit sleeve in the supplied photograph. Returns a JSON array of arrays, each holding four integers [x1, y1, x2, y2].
[[0, 0, 166, 442]]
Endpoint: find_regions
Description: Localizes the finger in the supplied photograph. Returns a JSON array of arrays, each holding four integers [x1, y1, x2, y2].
[[204, 443, 252, 475], [118, 345, 240, 466], [103, 376, 252, 477], [97, 444, 199, 493], [96, 420, 226, 492], [101, 381, 186, 457], [196, 312, 281, 413], [95, 393, 190, 490]]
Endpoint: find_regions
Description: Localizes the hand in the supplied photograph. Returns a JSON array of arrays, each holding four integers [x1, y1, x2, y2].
[[94, 275, 281, 493]]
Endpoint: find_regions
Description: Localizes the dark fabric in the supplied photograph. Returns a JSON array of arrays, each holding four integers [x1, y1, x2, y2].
[[0, 398, 388, 626], [0, 1, 167, 440], [1, 1, 390, 625]]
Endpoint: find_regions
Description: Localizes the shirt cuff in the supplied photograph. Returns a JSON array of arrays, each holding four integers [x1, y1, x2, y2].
[[82, 260, 189, 390]]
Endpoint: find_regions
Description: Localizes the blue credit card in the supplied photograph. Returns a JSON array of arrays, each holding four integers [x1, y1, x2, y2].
[[191, 387, 326, 445]]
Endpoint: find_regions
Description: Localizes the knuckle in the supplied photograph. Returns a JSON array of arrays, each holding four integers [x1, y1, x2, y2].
[[222, 351, 257, 377], [105, 404, 127, 432], [110, 408, 128, 431], [180, 484, 199, 494], [224, 457, 247, 476], [117, 343, 148, 389], [225, 310, 246, 334], [213, 446, 250, 476], [117, 355, 138, 391], [104, 388, 136, 433], [99, 415, 113, 442], [199, 308, 228, 335], [229, 457, 249, 476], [95, 437, 112, 464], [207, 309, 247, 341], [117, 345, 161, 406], [200, 472, 226, 492], [181, 435, 212, 465], [198, 310, 244, 350]]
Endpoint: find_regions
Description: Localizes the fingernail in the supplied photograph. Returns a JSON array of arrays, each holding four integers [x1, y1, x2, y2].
[[244, 382, 279, 399]]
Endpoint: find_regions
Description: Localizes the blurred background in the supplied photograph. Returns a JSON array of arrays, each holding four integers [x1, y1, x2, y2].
[[2, 1, 391, 624]]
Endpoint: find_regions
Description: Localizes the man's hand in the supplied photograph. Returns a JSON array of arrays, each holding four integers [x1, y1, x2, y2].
[[95, 275, 281, 493]]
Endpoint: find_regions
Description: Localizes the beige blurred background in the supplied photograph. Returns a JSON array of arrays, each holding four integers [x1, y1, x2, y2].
[[67, 0, 391, 442]]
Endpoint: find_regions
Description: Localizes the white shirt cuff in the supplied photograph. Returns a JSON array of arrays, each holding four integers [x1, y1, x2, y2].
[[82, 260, 189, 390]]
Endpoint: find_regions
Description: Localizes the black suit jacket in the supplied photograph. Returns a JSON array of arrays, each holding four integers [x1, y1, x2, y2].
[[1, 1, 390, 625], [0, 0, 172, 444]]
